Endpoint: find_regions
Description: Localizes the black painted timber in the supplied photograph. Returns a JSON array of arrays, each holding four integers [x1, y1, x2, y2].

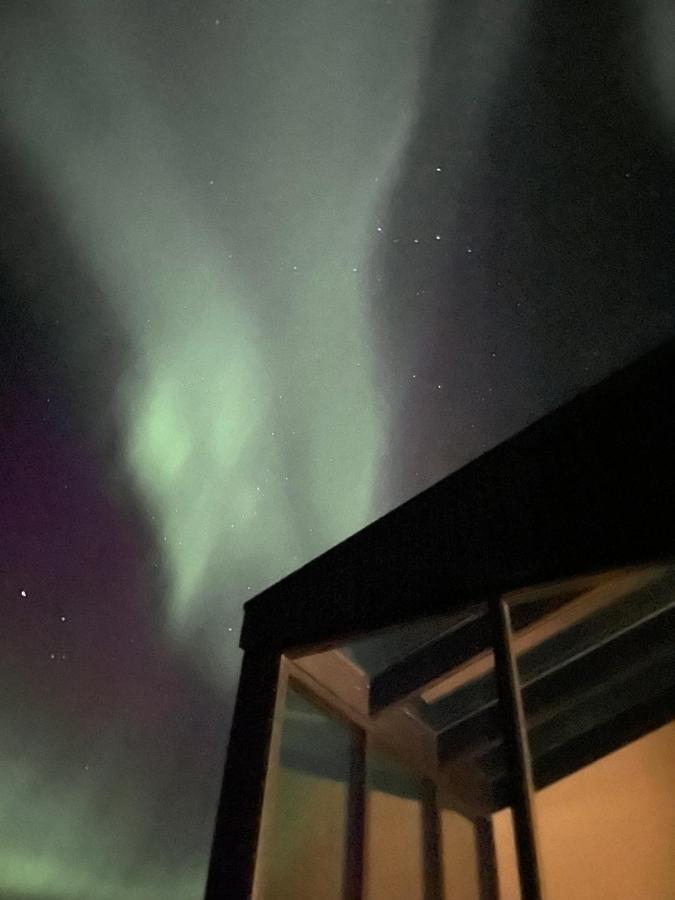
[[205, 652, 281, 900], [241, 338, 675, 654], [436, 578, 675, 761]]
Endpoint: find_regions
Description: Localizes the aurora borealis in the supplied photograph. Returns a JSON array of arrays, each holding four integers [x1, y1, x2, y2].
[[1, 1, 674, 898]]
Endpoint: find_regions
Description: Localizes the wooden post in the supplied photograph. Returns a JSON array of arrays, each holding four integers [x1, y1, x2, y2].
[[345, 727, 366, 899], [421, 779, 445, 900], [475, 816, 500, 900], [205, 651, 282, 900], [490, 596, 544, 900]]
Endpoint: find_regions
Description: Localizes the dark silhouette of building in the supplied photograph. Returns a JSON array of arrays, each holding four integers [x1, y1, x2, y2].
[[206, 339, 675, 900]]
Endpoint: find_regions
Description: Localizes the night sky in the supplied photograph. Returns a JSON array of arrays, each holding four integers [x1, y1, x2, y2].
[[1, 2, 674, 897]]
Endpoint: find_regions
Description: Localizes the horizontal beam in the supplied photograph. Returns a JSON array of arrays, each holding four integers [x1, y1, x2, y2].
[[369, 593, 571, 715], [478, 627, 675, 781], [369, 607, 488, 714], [490, 685, 675, 811], [437, 578, 675, 761]]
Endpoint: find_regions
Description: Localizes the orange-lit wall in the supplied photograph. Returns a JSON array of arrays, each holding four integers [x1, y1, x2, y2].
[[256, 723, 675, 899], [256, 779, 482, 900], [255, 769, 347, 900], [440, 809, 481, 899], [365, 792, 423, 900], [494, 723, 675, 899]]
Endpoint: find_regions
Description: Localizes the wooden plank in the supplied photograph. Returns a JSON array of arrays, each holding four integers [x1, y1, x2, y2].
[[286, 656, 438, 782], [437, 578, 675, 761], [369, 608, 489, 714], [480, 627, 675, 782], [475, 817, 499, 900], [205, 651, 282, 900], [345, 728, 366, 900], [368, 592, 576, 715], [251, 656, 290, 899], [424, 565, 663, 706], [421, 779, 444, 900], [287, 654, 491, 819], [490, 687, 675, 807], [490, 597, 544, 900], [294, 647, 370, 717]]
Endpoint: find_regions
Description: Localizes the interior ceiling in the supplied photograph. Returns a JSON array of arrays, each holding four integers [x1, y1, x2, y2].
[[285, 563, 675, 811]]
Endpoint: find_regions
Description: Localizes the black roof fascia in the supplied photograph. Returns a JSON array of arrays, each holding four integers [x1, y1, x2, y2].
[[241, 338, 675, 653]]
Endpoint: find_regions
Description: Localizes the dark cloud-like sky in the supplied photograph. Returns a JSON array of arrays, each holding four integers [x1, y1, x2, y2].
[[1, 1, 673, 896]]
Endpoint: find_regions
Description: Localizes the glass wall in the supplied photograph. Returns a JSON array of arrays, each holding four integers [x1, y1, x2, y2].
[[365, 744, 424, 900], [439, 809, 481, 899], [251, 562, 674, 899], [507, 565, 675, 899], [254, 685, 352, 900]]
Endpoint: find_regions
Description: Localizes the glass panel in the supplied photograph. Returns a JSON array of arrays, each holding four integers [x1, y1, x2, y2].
[[534, 725, 675, 898], [365, 742, 424, 900], [289, 603, 526, 900], [492, 809, 522, 900], [255, 685, 351, 900], [440, 809, 480, 899], [507, 563, 675, 899]]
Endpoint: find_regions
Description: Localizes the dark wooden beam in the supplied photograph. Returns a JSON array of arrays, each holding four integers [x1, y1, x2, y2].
[[421, 779, 445, 900], [475, 817, 500, 900], [368, 593, 573, 716], [437, 582, 675, 762], [481, 634, 675, 784], [369, 607, 488, 714], [490, 597, 544, 900], [345, 727, 366, 900], [241, 339, 675, 654], [490, 685, 675, 809], [286, 655, 439, 786], [205, 651, 282, 900], [533, 687, 675, 791]]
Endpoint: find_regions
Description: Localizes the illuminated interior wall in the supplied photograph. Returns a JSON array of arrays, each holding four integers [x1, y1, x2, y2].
[[255, 768, 347, 900], [256, 773, 485, 900], [494, 722, 675, 899], [440, 809, 480, 900], [365, 791, 424, 900]]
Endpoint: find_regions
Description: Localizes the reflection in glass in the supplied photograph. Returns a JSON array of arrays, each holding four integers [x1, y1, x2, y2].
[[255, 686, 351, 900], [365, 743, 424, 900], [249, 566, 674, 899], [440, 809, 480, 899], [507, 565, 675, 899]]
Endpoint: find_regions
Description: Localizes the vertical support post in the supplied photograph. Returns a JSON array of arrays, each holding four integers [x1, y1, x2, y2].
[[205, 650, 282, 900], [345, 726, 366, 900], [421, 779, 445, 900], [475, 816, 500, 900], [490, 596, 544, 900]]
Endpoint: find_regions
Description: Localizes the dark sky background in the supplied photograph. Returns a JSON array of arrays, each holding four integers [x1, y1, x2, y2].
[[1, 1, 673, 897]]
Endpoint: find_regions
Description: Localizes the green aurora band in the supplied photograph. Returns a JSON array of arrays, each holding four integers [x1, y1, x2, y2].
[[0, 1, 426, 897]]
